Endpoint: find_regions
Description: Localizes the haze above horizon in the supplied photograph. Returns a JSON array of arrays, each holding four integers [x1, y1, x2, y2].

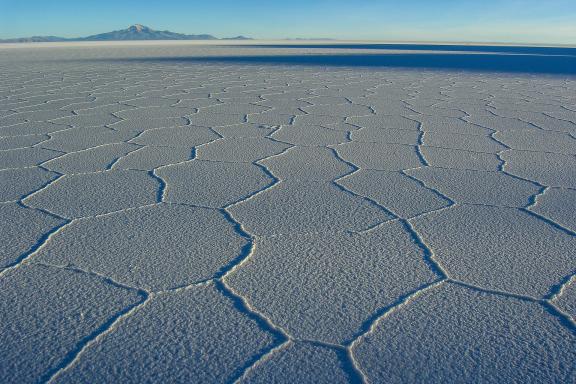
[[1, 0, 575, 44]]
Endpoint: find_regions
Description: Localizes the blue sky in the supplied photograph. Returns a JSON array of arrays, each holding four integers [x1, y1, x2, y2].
[[1, 0, 575, 43]]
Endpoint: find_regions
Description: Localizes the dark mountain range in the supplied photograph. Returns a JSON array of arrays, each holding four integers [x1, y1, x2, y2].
[[0, 24, 252, 43], [0, 36, 69, 43]]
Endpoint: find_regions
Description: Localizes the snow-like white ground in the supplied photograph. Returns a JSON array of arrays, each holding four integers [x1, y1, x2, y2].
[[0, 43, 575, 383]]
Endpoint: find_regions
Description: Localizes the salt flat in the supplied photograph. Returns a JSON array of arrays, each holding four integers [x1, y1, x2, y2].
[[0, 42, 575, 383]]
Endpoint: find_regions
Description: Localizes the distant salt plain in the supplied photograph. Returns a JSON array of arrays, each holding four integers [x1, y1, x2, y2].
[[0, 41, 575, 383]]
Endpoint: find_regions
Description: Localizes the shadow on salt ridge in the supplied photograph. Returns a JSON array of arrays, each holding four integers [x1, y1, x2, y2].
[[230, 43, 576, 57], [114, 51, 576, 75]]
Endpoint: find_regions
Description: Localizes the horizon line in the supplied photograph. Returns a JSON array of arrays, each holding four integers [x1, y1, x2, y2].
[[1, 39, 576, 48]]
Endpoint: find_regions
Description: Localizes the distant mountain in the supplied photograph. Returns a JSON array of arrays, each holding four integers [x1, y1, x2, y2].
[[222, 36, 253, 40], [80, 24, 217, 41], [0, 36, 69, 43], [0, 24, 252, 43]]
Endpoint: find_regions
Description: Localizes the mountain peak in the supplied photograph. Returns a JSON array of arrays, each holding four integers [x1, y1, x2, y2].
[[128, 24, 150, 33]]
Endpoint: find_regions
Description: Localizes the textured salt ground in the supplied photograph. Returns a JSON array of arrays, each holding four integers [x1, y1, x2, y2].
[[0, 43, 575, 383]]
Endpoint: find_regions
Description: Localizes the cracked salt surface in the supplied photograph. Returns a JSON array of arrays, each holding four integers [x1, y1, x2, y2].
[[0, 43, 575, 383]]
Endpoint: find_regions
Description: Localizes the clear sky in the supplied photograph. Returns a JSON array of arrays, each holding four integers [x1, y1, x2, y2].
[[1, 0, 575, 44]]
